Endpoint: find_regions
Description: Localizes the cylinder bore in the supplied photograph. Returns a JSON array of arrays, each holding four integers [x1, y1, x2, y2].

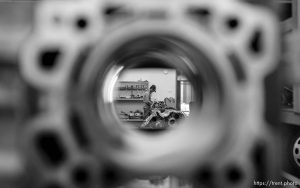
[[91, 35, 225, 131], [77, 21, 234, 176], [35, 131, 68, 167]]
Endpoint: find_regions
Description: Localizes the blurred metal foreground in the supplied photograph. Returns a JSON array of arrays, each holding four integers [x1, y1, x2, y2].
[[0, 0, 286, 188]]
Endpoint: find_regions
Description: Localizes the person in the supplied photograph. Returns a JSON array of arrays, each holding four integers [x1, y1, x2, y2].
[[143, 85, 156, 119]]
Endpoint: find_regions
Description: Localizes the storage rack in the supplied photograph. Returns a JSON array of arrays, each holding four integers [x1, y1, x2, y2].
[[115, 81, 149, 125]]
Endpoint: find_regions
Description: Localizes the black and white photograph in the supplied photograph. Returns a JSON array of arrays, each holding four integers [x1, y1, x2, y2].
[[0, 0, 299, 188]]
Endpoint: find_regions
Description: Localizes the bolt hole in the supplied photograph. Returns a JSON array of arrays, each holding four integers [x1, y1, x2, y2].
[[249, 29, 263, 55], [76, 17, 89, 30], [35, 131, 67, 167], [71, 166, 90, 185], [39, 50, 61, 71], [298, 139, 300, 145], [196, 166, 213, 184], [295, 148, 299, 155], [226, 17, 240, 30], [226, 165, 244, 184]]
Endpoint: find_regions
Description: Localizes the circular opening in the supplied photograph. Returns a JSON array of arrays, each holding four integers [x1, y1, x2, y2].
[[71, 165, 90, 185], [226, 166, 244, 184], [39, 49, 61, 71], [80, 25, 230, 187], [226, 17, 239, 30], [76, 17, 89, 30], [94, 35, 224, 134], [295, 148, 299, 155], [196, 166, 214, 184], [35, 131, 67, 167]]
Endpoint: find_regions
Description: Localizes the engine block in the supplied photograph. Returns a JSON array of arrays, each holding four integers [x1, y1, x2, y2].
[[0, 0, 285, 188]]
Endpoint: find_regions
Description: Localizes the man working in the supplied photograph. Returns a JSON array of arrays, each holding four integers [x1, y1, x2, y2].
[[143, 85, 156, 119]]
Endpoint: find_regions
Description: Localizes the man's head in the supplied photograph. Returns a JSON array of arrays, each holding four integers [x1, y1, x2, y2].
[[150, 85, 156, 93]]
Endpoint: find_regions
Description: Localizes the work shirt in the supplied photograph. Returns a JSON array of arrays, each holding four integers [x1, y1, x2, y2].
[[143, 91, 152, 106]]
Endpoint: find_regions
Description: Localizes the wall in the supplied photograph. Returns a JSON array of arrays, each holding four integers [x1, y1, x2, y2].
[[117, 68, 176, 101]]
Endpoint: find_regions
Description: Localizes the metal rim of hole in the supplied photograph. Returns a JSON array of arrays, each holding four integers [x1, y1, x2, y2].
[[293, 137, 300, 167], [94, 35, 225, 134], [94, 37, 221, 134], [77, 20, 236, 174], [80, 20, 233, 145], [82, 29, 230, 130]]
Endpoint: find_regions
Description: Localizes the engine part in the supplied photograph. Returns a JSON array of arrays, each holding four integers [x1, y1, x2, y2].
[[140, 108, 186, 129], [0, 0, 286, 187]]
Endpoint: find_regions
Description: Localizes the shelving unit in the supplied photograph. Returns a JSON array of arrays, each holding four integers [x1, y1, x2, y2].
[[114, 81, 149, 127]]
